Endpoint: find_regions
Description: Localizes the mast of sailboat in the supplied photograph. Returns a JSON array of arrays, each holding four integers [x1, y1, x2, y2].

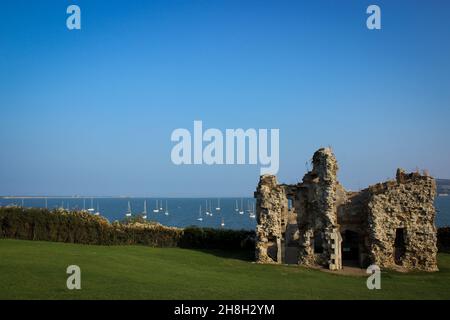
[[249, 202, 256, 219], [216, 198, 221, 211], [88, 197, 94, 212], [142, 200, 147, 219], [164, 200, 169, 215], [209, 200, 213, 216], [126, 201, 132, 217], [197, 204, 203, 221], [94, 201, 100, 216]]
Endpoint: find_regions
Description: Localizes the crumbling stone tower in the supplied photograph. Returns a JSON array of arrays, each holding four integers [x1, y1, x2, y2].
[[295, 148, 343, 269], [254, 148, 438, 272], [255, 175, 287, 263], [366, 169, 438, 271]]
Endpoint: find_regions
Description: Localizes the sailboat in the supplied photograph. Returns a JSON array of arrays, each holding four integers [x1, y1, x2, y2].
[[197, 205, 203, 221], [235, 200, 239, 212], [159, 200, 163, 211], [125, 201, 132, 217], [164, 200, 169, 216], [205, 200, 210, 216], [153, 200, 159, 213], [215, 198, 221, 211], [88, 198, 95, 213], [221, 218, 225, 228], [249, 202, 256, 219], [142, 200, 147, 219], [209, 200, 213, 217], [239, 198, 244, 214], [94, 202, 100, 216]]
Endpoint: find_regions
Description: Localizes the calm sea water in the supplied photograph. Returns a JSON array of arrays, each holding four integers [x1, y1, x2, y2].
[[1, 196, 449, 230], [435, 196, 450, 227], [0, 197, 257, 230]]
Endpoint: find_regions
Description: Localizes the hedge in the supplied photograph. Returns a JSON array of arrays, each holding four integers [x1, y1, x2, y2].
[[0, 207, 255, 250], [438, 227, 450, 252]]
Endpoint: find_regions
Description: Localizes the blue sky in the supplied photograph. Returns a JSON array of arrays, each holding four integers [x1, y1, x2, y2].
[[0, 0, 449, 196]]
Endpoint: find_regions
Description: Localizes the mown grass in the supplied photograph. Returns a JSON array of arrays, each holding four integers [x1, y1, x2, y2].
[[0, 239, 449, 299]]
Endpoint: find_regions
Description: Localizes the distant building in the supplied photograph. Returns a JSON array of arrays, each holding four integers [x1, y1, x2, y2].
[[254, 148, 438, 272]]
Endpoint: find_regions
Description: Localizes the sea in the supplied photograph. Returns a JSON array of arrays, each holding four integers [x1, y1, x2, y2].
[[1, 196, 449, 230], [0, 197, 257, 230]]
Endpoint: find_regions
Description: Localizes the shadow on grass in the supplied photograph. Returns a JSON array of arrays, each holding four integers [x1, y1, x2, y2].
[[182, 248, 255, 262]]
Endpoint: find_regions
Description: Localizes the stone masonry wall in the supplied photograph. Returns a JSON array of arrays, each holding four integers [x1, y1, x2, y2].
[[254, 148, 438, 272], [297, 148, 341, 269], [255, 175, 287, 263], [367, 169, 438, 271]]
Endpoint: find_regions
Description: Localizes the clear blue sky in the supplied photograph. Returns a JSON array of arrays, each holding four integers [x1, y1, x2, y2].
[[0, 0, 449, 197]]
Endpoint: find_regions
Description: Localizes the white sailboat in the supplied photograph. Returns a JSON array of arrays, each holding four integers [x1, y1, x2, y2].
[[221, 217, 225, 228], [197, 205, 203, 221], [153, 200, 159, 213], [235, 200, 239, 212], [209, 200, 213, 217], [88, 198, 95, 213], [164, 200, 169, 216], [215, 198, 221, 211], [142, 200, 147, 219], [94, 202, 100, 216], [239, 198, 244, 214], [205, 200, 210, 216], [249, 202, 256, 219], [159, 200, 163, 211], [125, 201, 132, 217]]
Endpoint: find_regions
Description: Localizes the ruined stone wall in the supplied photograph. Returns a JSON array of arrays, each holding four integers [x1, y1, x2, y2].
[[338, 190, 371, 266], [255, 175, 287, 263], [296, 148, 342, 269], [254, 148, 438, 272], [366, 169, 438, 271]]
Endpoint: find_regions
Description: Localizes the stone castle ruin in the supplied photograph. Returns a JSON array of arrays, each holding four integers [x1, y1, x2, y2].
[[254, 148, 438, 272]]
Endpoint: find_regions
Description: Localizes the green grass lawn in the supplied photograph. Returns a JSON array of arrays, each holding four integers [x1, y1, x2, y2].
[[0, 239, 449, 299]]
